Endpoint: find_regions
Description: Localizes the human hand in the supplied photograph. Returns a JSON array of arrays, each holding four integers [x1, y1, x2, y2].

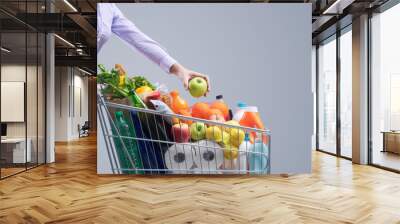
[[170, 63, 210, 96]]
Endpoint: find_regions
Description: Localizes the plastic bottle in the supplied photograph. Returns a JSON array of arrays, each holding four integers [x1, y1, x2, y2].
[[232, 102, 247, 122], [114, 111, 143, 174], [210, 95, 229, 120], [239, 106, 266, 143], [249, 132, 268, 174], [237, 133, 251, 174], [239, 106, 265, 130], [170, 90, 189, 114]]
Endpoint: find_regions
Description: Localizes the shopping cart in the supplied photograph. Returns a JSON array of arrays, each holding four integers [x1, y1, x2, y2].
[[97, 91, 271, 175]]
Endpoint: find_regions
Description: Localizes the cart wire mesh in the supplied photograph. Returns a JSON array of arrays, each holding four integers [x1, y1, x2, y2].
[[98, 91, 271, 175]]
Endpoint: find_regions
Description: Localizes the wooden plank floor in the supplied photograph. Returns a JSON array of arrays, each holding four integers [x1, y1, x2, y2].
[[1, 136, 400, 224]]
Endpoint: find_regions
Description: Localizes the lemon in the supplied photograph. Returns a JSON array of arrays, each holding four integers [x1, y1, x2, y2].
[[135, 86, 153, 94], [223, 145, 238, 160], [230, 128, 245, 147], [222, 120, 240, 132], [206, 126, 223, 142]]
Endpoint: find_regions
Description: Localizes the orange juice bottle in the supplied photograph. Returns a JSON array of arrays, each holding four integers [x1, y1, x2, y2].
[[239, 106, 267, 143], [170, 90, 189, 114]]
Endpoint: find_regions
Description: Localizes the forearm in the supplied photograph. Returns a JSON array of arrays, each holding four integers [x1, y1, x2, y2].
[[111, 6, 177, 73]]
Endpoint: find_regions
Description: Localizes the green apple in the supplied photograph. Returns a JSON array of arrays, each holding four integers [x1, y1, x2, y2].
[[188, 77, 208, 98], [190, 122, 206, 140]]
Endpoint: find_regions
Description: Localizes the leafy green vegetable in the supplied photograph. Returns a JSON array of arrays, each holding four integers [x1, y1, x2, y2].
[[97, 64, 156, 99], [131, 76, 156, 90], [97, 64, 128, 98]]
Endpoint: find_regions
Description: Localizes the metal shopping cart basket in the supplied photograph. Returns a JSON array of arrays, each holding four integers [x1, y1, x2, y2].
[[97, 91, 271, 175]]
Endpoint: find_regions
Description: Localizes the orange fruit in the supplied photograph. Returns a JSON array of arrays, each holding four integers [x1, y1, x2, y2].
[[191, 102, 210, 119], [179, 109, 193, 125]]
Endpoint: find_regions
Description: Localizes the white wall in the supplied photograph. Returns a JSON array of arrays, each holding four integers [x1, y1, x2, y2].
[[54, 67, 89, 141]]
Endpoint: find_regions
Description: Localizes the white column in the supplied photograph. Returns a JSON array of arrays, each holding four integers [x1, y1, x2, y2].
[[352, 14, 369, 164], [45, 0, 55, 163], [46, 33, 55, 163]]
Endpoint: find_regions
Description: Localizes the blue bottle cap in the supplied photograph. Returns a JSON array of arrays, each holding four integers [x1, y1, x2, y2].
[[244, 133, 250, 141], [237, 102, 247, 108]]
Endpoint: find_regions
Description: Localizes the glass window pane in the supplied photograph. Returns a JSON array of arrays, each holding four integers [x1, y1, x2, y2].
[[27, 31, 38, 169], [371, 3, 400, 171], [38, 32, 45, 165], [1, 31, 27, 177], [318, 36, 337, 154], [340, 29, 352, 158]]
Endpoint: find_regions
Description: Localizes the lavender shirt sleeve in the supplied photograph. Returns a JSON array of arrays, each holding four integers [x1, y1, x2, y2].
[[98, 4, 177, 73]]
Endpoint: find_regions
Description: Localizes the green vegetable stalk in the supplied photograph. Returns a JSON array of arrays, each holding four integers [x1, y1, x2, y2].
[[97, 64, 155, 107]]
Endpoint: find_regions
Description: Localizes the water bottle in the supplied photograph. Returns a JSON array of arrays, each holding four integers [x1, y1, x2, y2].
[[249, 133, 268, 174], [238, 133, 251, 174], [114, 111, 143, 174]]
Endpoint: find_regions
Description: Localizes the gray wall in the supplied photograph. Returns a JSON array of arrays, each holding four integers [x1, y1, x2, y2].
[[98, 3, 312, 173]]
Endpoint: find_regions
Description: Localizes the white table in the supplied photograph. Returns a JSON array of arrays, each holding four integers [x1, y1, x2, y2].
[[1, 138, 31, 163]]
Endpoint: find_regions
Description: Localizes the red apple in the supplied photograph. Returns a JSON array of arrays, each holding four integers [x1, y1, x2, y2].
[[171, 123, 190, 143]]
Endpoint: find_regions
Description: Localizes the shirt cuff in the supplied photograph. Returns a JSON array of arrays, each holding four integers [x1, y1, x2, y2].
[[159, 55, 177, 74]]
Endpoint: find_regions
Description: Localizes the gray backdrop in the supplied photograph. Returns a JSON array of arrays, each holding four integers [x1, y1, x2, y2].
[[98, 3, 312, 174]]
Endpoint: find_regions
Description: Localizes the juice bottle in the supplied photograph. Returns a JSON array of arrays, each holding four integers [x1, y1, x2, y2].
[[239, 106, 267, 143], [114, 111, 144, 174], [239, 106, 264, 130], [170, 90, 188, 114], [232, 102, 247, 122]]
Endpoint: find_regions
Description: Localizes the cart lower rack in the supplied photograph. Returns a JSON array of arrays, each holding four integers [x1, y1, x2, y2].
[[98, 93, 271, 175]]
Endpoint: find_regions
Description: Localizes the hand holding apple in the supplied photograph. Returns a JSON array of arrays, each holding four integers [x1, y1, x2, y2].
[[169, 63, 210, 96], [189, 77, 208, 98]]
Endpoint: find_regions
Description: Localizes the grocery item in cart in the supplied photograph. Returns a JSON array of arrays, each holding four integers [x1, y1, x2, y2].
[[195, 140, 224, 174], [239, 106, 264, 130], [113, 111, 144, 174], [249, 133, 269, 174], [130, 110, 171, 173], [190, 122, 206, 141], [164, 143, 201, 174], [205, 126, 223, 142], [237, 133, 251, 173], [229, 128, 245, 147], [171, 123, 190, 143], [210, 95, 230, 120], [128, 90, 147, 108], [208, 108, 225, 123], [191, 102, 211, 119], [232, 102, 248, 121], [178, 109, 193, 125], [170, 90, 189, 113], [115, 64, 126, 88], [150, 100, 174, 124], [239, 106, 267, 143]]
